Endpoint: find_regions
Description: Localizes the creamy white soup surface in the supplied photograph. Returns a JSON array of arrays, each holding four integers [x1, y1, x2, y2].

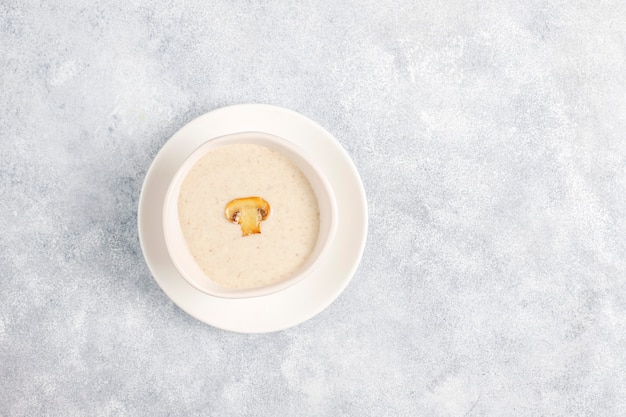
[[177, 143, 320, 289]]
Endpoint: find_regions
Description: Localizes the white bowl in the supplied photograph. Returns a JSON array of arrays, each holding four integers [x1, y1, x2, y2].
[[162, 131, 338, 299]]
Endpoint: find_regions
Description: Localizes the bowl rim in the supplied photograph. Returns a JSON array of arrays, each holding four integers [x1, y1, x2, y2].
[[162, 130, 338, 299]]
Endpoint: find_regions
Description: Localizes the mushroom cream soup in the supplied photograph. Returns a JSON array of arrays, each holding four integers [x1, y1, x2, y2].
[[177, 144, 320, 289]]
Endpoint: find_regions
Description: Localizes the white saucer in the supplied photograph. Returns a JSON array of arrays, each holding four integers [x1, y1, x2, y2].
[[138, 104, 368, 333]]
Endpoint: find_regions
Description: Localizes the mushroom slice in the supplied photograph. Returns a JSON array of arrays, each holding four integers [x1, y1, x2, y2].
[[224, 196, 271, 236]]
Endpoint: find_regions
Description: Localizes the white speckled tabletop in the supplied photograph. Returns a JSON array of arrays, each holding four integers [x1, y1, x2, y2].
[[2, 1, 626, 415]]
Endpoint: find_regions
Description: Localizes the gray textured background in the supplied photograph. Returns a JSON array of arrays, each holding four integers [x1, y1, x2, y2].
[[2, 1, 626, 416]]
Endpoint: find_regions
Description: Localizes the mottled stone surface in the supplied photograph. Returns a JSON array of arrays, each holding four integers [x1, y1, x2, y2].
[[2, 1, 626, 415]]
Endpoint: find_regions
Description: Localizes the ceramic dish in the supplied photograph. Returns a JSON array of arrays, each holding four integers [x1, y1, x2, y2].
[[138, 103, 367, 333], [162, 131, 338, 298]]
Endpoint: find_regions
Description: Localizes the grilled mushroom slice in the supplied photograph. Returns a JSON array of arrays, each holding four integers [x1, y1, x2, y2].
[[224, 197, 271, 236]]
